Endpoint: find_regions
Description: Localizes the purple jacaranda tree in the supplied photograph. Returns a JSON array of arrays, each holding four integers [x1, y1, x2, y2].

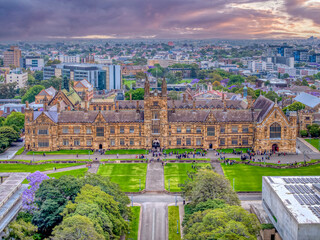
[[191, 78, 199, 85], [22, 171, 49, 212]]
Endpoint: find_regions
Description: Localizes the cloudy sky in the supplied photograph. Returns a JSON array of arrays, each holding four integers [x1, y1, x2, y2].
[[0, 0, 320, 40]]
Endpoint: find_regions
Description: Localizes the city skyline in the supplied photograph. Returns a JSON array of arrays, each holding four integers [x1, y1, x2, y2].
[[0, 0, 320, 40]]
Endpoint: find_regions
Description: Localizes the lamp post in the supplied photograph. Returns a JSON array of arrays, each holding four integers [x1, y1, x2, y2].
[[139, 179, 141, 191], [168, 179, 170, 192]]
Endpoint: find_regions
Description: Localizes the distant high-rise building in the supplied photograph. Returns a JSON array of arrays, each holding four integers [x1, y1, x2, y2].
[[294, 50, 309, 62], [5, 68, 28, 89], [4, 46, 21, 68], [21, 56, 45, 70], [43, 63, 121, 91]]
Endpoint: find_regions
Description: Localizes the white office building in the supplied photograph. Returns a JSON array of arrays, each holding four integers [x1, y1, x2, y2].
[[5, 69, 28, 89], [262, 176, 320, 240], [58, 55, 80, 63], [108, 65, 121, 90]]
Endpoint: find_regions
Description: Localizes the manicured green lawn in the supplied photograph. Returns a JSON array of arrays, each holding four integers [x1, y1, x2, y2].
[[0, 163, 85, 173], [126, 206, 140, 240], [218, 148, 250, 153], [164, 163, 211, 192], [97, 163, 147, 192], [168, 206, 181, 240], [222, 163, 320, 192], [27, 150, 94, 155], [165, 158, 210, 161], [305, 139, 320, 150], [15, 147, 24, 155], [123, 80, 136, 89], [47, 168, 88, 179], [163, 149, 204, 154], [105, 149, 148, 155]]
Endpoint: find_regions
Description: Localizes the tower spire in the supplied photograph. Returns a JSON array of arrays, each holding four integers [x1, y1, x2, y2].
[[144, 74, 150, 97], [162, 76, 167, 97]]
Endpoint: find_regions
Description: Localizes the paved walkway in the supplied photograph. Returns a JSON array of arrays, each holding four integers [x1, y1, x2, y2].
[[211, 161, 224, 175], [0, 141, 24, 160], [145, 162, 164, 192], [42, 165, 87, 174], [87, 163, 100, 174]]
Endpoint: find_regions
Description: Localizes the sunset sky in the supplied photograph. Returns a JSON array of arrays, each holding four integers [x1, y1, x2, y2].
[[0, 0, 320, 40]]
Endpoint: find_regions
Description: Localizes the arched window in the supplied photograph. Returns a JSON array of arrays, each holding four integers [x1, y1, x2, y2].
[[270, 123, 281, 139]]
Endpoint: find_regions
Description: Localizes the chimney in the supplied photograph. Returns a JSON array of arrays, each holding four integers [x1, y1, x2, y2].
[[115, 101, 119, 112], [57, 101, 60, 112], [25, 101, 29, 109], [223, 93, 227, 112], [183, 93, 187, 103], [43, 95, 48, 111], [172, 99, 175, 113], [193, 99, 196, 111], [136, 101, 140, 113]]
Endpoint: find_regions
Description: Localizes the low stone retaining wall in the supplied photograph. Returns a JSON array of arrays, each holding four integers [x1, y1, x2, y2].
[[223, 160, 320, 169], [0, 160, 89, 164]]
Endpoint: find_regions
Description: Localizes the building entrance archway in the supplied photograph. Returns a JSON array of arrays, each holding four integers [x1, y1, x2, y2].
[[209, 143, 213, 149], [272, 144, 279, 152], [152, 139, 160, 149], [99, 144, 103, 150]]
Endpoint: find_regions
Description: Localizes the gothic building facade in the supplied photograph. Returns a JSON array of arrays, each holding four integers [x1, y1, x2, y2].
[[24, 78, 297, 153]]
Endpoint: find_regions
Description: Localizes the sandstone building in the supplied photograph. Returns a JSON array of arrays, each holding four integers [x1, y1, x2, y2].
[[24, 78, 297, 153]]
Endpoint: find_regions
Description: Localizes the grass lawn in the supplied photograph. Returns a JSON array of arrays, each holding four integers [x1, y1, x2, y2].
[[168, 206, 181, 240], [126, 206, 140, 240], [27, 150, 94, 155], [97, 163, 147, 192], [123, 80, 136, 89], [305, 139, 320, 150], [218, 148, 250, 153], [165, 158, 210, 161], [15, 147, 24, 155], [164, 163, 211, 192], [222, 163, 320, 192], [47, 168, 88, 179], [105, 149, 148, 155], [163, 149, 204, 154], [0, 163, 85, 173]]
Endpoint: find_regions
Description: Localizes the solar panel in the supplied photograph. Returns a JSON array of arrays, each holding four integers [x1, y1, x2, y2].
[[283, 178, 290, 184], [294, 195, 304, 205]]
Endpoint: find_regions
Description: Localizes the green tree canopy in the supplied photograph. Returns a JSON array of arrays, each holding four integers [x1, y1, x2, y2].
[[282, 102, 305, 114], [51, 215, 104, 240], [0, 83, 17, 99], [7, 219, 38, 240], [181, 169, 240, 206], [228, 75, 245, 86], [183, 205, 261, 240], [125, 88, 145, 100], [4, 112, 25, 130], [0, 126, 19, 143], [21, 85, 45, 103]]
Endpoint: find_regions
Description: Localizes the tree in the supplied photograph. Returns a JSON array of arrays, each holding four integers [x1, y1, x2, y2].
[[0, 117, 5, 127], [264, 91, 280, 102], [21, 85, 45, 103], [7, 219, 38, 240], [4, 112, 25, 131], [246, 76, 257, 83], [212, 81, 221, 87], [0, 126, 19, 143], [34, 71, 43, 81], [307, 124, 320, 137], [302, 79, 309, 86], [135, 71, 146, 80], [27, 74, 37, 86], [125, 88, 145, 100], [282, 73, 290, 79], [33, 176, 83, 235], [80, 173, 130, 219], [168, 91, 180, 100], [181, 169, 240, 206], [228, 75, 245, 85], [41, 76, 62, 90], [282, 102, 305, 114], [175, 71, 183, 82], [0, 83, 17, 99], [183, 205, 260, 240], [61, 184, 128, 238], [45, 59, 61, 66], [51, 215, 104, 240], [300, 130, 308, 137]]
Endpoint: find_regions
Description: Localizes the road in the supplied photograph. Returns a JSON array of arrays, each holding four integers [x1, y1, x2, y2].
[[131, 194, 183, 240]]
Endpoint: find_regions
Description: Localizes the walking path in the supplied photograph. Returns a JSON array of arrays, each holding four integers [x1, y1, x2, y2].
[[0, 141, 24, 160], [211, 161, 224, 175], [145, 162, 164, 192], [87, 163, 100, 174], [42, 165, 87, 174]]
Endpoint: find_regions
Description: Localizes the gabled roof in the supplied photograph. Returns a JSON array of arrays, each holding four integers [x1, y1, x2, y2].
[[294, 92, 320, 108], [34, 111, 58, 123], [74, 79, 93, 91], [253, 95, 275, 122], [61, 87, 82, 106]]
